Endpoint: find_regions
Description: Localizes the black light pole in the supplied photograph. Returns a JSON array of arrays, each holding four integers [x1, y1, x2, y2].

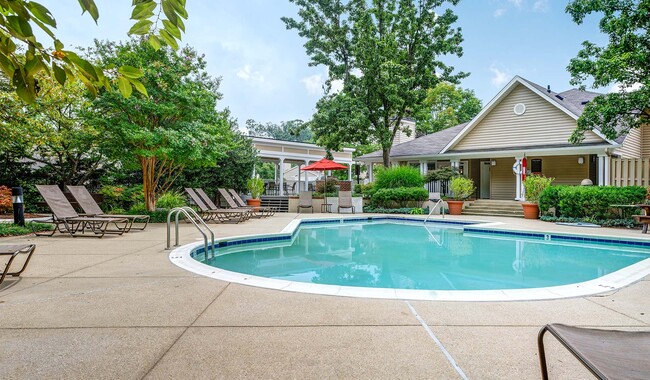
[[355, 164, 360, 185], [12, 187, 25, 226]]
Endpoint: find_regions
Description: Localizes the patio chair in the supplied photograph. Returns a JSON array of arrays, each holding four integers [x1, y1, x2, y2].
[[337, 191, 355, 214], [66, 185, 150, 232], [227, 189, 275, 217], [538, 323, 650, 380], [35, 185, 129, 238], [184, 188, 248, 223], [298, 191, 313, 213], [1, 244, 36, 286]]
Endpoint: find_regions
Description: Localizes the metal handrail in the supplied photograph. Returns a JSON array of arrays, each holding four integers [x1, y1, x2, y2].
[[424, 199, 444, 223], [166, 207, 215, 260]]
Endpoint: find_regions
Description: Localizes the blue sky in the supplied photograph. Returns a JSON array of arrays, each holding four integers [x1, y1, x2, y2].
[[41, 0, 607, 128]]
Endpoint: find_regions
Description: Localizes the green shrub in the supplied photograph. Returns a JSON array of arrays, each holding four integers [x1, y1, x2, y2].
[[370, 187, 428, 208], [246, 177, 265, 199], [316, 178, 337, 193], [354, 183, 375, 198], [425, 166, 459, 182], [523, 175, 554, 203], [540, 215, 638, 229], [99, 184, 144, 211], [128, 204, 179, 223], [363, 206, 426, 214], [0, 222, 54, 237], [539, 186, 646, 219], [156, 191, 186, 209], [449, 177, 475, 200], [375, 166, 424, 189]]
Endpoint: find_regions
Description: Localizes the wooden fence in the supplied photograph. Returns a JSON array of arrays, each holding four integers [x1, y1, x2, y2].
[[610, 158, 650, 187]]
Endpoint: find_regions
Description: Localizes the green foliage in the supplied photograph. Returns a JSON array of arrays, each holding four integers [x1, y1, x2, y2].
[[425, 166, 460, 182], [86, 38, 233, 211], [247, 177, 265, 199], [540, 216, 638, 229], [409, 208, 425, 215], [0, 222, 54, 237], [417, 82, 482, 135], [539, 185, 647, 219], [353, 183, 375, 198], [127, 204, 174, 223], [375, 166, 424, 189], [316, 178, 338, 193], [370, 187, 429, 208], [155, 191, 186, 209], [523, 175, 554, 203], [449, 177, 475, 200], [99, 184, 144, 211], [284, 0, 467, 167], [246, 119, 313, 142], [566, 0, 650, 143], [0, 185, 12, 213], [0, 1, 187, 103], [363, 206, 425, 214]]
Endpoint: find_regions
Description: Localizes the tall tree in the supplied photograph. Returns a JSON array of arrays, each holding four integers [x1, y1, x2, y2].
[[283, 0, 466, 167], [245, 119, 313, 142], [0, 1, 188, 103], [566, 0, 650, 143], [417, 82, 482, 135], [86, 38, 232, 211]]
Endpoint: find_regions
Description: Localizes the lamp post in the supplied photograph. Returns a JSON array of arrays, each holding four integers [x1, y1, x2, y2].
[[12, 187, 24, 226]]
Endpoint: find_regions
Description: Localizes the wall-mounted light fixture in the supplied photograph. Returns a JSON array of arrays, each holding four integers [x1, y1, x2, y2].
[[577, 157, 585, 165], [491, 160, 497, 166]]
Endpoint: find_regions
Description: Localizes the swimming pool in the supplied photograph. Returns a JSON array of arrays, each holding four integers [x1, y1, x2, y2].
[[170, 217, 650, 301]]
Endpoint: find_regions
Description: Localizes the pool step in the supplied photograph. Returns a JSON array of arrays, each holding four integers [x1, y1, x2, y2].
[[463, 200, 524, 218]]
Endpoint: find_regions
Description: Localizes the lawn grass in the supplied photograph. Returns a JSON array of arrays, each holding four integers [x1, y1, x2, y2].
[[0, 222, 54, 237]]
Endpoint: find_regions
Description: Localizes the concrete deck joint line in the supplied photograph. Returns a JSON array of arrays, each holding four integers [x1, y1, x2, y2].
[[405, 301, 469, 380]]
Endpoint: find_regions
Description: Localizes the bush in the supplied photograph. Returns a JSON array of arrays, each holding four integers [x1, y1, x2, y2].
[[316, 178, 337, 193], [540, 216, 638, 229], [539, 186, 647, 219], [0, 222, 54, 237], [99, 184, 144, 211], [354, 183, 375, 198], [128, 204, 178, 223], [523, 175, 554, 203], [370, 187, 428, 208], [0, 185, 12, 213], [449, 177, 475, 200], [425, 166, 459, 182], [363, 206, 426, 214], [156, 191, 186, 209], [375, 166, 424, 189], [246, 177, 265, 199]]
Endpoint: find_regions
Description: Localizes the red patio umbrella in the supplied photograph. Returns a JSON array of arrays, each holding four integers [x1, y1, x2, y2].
[[300, 158, 348, 171]]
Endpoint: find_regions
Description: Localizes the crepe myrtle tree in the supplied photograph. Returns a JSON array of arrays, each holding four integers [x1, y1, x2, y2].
[[566, 0, 650, 143], [284, 0, 467, 167], [86, 38, 233, 211], [0, 0, 188, 103]]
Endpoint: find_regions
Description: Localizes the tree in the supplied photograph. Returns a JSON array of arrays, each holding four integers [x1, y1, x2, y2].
[[417, 82, 482, 135], [283, 0, 466, 167], [86, 38, 233, 211], [566, 0, 650, 143], [0, 74, 110, 187], [245, 119, 314, 142], [0, 1, 188, 103]]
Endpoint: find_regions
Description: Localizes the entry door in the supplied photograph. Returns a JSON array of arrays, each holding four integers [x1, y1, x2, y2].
[[480, 161, 491, 199]]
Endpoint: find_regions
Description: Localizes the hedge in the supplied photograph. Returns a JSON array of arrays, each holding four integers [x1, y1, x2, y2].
[[374, 166, 424, 189], [539, 185, 646, 219], [540, 216, 638, 229], [370, 187, 428, 208]]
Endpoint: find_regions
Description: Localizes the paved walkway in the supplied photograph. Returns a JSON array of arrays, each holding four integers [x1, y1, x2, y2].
[[1, 213, 648, 379]]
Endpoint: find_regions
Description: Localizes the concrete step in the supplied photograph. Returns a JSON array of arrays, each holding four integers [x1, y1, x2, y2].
[[463, 210, 524, 218], [470, 200, 521, 206], [465, 204, 523, 211]]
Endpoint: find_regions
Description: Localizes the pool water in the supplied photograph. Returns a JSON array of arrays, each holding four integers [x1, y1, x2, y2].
[[201, 221, 649, 291]]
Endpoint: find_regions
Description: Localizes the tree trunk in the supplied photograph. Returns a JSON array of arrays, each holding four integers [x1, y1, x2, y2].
[[382, 147, 391, 167], [140, 156, 157, 211]]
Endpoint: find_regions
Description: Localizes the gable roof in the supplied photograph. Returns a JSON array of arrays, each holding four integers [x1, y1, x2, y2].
[[441, 76, 615, 153]]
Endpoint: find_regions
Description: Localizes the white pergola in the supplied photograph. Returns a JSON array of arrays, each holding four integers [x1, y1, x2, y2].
[[250, 137, 356, 196]]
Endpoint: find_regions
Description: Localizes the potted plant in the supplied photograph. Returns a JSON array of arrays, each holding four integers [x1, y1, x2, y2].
[[246, 177, 265, 207], [447, 176, 475, 215], [521, 174, 554, 219]]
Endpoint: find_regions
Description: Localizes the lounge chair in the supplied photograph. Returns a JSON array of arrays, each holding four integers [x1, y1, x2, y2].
[[227, 189, 275, 217], [1, 244, 36, 286], [184, 188, 248, 223], [66, 185, 150, 232], [35, 185, 129, 238], [337, 191, 355, 214], [298, 191, 313, 213], [538, 323, 650, 380]]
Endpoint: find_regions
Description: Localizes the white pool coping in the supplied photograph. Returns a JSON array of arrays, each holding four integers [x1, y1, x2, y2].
[[169, 216, 650, 302]]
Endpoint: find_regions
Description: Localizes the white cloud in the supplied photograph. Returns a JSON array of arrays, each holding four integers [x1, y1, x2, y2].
[[490, 65, 510, 87], [507, 0, 524, 8], [493, 8, 506, 17], [236, 64, 265, 83], [533, 0, 549, 12], [609, 82, 643, 93], [301, 74, 324, 95], [330, 79, 344, 94]]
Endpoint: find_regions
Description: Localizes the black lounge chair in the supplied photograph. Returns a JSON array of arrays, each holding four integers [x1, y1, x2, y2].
[[227, 188, 275, 217], [184, 188, 248, 223], [538, 323, 650, 379], [66, 185, 150, 232], [1, 244, 36, 286], [35, 185, 129, 238]]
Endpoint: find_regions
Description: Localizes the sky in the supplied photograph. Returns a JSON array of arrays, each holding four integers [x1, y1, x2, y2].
[[40, 0, 608, 129]]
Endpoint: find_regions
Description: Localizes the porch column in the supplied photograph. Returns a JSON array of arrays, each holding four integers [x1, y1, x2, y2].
[[597, 155, 605, 186], [273, 163, 278, 182], [419, 160, 427, 176], [279, 158, 285, 196], [348, 164, 352, 181], [514, 157, 523, 201], [604, 155, 610, 186], [303, 160, 309, 191], [368, 163, 374, 182]]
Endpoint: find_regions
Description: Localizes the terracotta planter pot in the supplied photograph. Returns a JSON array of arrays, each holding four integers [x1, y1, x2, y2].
[[521, 202, 539, 219], [247, 198, 261, 207], [447, 200, 464, 215]]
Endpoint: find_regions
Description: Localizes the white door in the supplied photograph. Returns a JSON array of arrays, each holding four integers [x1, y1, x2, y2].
[[480, 161, 491, 199]]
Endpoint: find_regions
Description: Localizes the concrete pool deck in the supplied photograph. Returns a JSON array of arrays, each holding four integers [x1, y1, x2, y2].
[[0, 213, 648, 379]]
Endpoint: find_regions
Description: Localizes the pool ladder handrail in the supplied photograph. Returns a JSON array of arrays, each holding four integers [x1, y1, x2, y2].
[[424, 199, 444, 223], [166, 207, 215, 260]]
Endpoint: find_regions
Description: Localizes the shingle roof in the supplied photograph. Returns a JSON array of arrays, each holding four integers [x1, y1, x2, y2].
[[356, 122, 469, 160]]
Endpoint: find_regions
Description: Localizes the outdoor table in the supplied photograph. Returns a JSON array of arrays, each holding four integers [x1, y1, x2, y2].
[[609, 204, 640, 218], [632, 204, 650, 233]]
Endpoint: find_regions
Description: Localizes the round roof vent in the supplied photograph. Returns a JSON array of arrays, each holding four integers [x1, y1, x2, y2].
[[514, 103, 526, 115]]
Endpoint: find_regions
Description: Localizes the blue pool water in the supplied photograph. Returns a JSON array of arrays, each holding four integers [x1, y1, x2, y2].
[[200, 221, 649, 291]]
